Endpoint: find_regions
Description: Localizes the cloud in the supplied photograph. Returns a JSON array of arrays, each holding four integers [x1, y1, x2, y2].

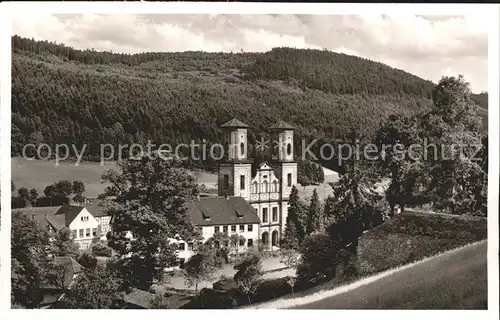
[[11, 13, 488, 92]]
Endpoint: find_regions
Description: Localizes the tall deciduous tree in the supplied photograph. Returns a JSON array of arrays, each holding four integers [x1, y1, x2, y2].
[[100, 152, 199, 289], [60, 264, 124, 309], [183, 248, 216, 295], [296, 232, 342, 286], [72, 180, 86, 195], [327, 165, 388, 251], [11, 210, 52, 308], [52, 227, 80, 257], [376, 75, 486, 216], [234, 252, 262, 306]]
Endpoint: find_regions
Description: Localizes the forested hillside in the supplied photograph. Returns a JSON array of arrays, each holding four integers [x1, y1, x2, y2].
[[11, 36, 487, 171]]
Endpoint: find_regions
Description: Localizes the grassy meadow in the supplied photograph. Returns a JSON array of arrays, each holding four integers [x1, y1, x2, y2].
[[258, 241, 487, 309], [11, 157, 338, 201]]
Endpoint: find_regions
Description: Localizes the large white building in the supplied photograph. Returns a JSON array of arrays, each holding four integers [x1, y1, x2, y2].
[[218, 118, 297, 249], [171, 196, 261, 265]]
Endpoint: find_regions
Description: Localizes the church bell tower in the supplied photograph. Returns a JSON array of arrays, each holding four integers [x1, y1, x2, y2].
[[269, 121, 297, 232], [218, 118, 253, 201]]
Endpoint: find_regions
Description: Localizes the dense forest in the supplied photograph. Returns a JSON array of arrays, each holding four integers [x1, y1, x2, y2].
[[11, 35, 488, 173]]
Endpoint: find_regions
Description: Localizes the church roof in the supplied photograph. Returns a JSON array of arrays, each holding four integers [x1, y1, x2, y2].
[[270, 120, 295, 130], [220, 118, 249, 129], [187, 196, 260, 226]]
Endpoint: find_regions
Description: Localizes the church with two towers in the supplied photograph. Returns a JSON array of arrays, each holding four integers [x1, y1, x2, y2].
[[217, 118, 298, 249], [174, 118, 297, 263]]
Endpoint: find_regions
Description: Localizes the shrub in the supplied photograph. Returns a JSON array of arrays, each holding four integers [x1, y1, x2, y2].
[[77, 252, 98, 269], [197, 288, 237, 309], [252, 277, 293, 303], [92, 242, 113, 257], [296, 232, 341, 286]]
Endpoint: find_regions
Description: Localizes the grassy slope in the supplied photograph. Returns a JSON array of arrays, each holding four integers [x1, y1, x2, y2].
[[282, 241, 487, 309], [357, 211, 487, 274]]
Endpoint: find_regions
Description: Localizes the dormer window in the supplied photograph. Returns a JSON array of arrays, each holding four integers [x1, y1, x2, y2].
[[235, 209, 244, 219], [202, 211, 211, 221]]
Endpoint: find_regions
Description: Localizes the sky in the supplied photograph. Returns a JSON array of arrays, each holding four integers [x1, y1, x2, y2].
[[12, 13, 489, 93]]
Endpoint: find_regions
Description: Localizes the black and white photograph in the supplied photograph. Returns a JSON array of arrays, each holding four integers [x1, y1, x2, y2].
[[4, 3, 499, 312]]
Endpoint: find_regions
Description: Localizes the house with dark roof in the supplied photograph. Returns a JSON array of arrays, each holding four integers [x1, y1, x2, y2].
[[171, 195, 261, 264], [40, 256, 83, 308], [22, 203, 103, 250]]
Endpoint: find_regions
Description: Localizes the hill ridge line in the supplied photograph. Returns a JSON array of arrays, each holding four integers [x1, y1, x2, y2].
[[252, 240, 487, 309]]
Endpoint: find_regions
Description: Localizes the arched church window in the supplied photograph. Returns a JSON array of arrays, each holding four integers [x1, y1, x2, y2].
[[252, 182, 258, 194], [272, 181, 279, 193], [262, 181, 268, 193]]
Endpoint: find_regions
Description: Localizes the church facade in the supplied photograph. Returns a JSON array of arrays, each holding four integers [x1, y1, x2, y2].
[[217, 118, 297, 249]]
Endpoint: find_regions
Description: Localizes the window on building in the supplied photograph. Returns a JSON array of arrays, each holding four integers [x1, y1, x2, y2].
[[215, 226, 220, 233], [85, 228, 90, 237], [92, 228, 97, 237], [252, 181, 258, 193], [239, 238, 245, 246], [231, 225, 236, 233], [273, 181, 279, 192], [79, 229, 84, 238], [188, 243, 194, 251], [287, 143, 292, 156], [287, 173, 292, 187], [223, 226, 228, 233], [178, 243, 186, 251], [247, 224, 253, 232], [247, 239, 253, 247], [72, 229, 77, 239], [262, 208, 268, 223], [240, 142, 245, 156], [223, 174, 229, 191], [239, 225, 244, 232], [272, 207, 278, 222], [262, 181, 268, 193], [240, 175, 245, 190]]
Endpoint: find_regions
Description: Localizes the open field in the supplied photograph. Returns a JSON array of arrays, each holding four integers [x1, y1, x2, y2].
[[11, 157, 338, 201], [11, 157, 217, 197], [254, 241, 487, 309]]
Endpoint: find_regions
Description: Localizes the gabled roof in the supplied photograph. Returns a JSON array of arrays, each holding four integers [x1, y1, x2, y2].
[[55, 204, 85, 226], [18, 206, 63, 231], [270, 120, 295, 130], [220, 118, 249, 129], [82, 201, 110, 217], [187, 196, 260, 226], [43, 256, 83, 290]]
